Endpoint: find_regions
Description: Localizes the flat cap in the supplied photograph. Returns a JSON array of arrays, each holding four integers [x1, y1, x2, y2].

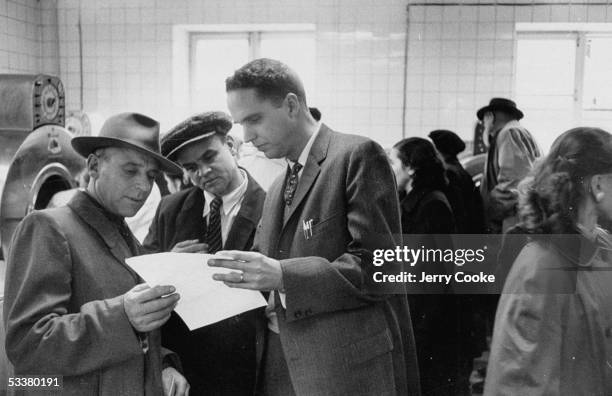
[[161, 111, 233, 160]]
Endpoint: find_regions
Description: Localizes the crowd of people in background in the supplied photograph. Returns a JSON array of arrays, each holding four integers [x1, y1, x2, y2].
[[4, 57, 612, 396]]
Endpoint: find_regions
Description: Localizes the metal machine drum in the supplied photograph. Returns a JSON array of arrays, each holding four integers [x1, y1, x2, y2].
[[0, 74, 84, 257]]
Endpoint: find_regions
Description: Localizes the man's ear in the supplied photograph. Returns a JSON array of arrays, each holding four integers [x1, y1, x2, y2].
[[590, 175, 606, 202], [226, 135, 235, 149], [285, 93, 300, 118], [86, 153, 100, 179], [225, 135, 238, 156]]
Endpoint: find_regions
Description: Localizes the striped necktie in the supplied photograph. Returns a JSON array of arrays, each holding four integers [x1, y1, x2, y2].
[[205, 196, 223, 254]]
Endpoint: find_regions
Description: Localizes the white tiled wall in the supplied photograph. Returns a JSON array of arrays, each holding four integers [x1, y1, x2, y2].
[[55, 0, 407, 147], [9, 0, 612, 148], [406, 0, 612, 142], [0, 0, 59, 75]]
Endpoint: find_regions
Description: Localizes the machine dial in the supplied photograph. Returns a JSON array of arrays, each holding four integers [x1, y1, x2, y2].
[[40, 83, 60, 122]]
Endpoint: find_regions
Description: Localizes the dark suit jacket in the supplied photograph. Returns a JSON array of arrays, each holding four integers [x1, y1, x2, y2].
[[4, 191, 167, 395], [143, 170, 265, 396], [254, 125, 420, 395]]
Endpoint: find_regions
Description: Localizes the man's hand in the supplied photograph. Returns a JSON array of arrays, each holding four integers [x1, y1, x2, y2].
[[162, 367, 189, 396], [171, 239, 209, 253], [123, 283, 179, 332], [208, 251, 283, 291]]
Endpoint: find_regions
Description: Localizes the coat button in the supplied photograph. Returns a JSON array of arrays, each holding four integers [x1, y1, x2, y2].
[[294, 310, 302, 318]]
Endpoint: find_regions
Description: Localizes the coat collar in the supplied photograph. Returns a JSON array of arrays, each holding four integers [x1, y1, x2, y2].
[[282, 124, 332, 226], [236, 169, 265, 225], [400, 187, 435, 214], [541, 228, 612, 268], [176, 186, 206, 233], [224, 170, 265, 249], [67, 191, 140, 277]]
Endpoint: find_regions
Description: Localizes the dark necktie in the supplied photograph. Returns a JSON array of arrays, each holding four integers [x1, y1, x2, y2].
[[206, 196, 223, 254], [118, 221, 140, 257], [284, 163, 302, 206]]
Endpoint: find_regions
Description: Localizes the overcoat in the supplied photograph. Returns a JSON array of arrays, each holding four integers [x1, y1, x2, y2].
[[4, 191, 171, 395], [485, 232, 612, 395]]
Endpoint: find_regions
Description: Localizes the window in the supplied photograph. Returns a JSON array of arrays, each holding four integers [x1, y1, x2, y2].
[[189, 27, 316, 116], [582, 35, 612, 111], [515, 25, 612, 152]]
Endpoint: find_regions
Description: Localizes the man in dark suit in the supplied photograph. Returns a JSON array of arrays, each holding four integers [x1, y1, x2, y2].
[[143, 111, 266, 395], [209, 58, 420, 395], [4, 113, 188, 395]]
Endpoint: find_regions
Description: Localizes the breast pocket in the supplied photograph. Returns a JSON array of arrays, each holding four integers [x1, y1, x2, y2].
[[310, 211, 343, 237]]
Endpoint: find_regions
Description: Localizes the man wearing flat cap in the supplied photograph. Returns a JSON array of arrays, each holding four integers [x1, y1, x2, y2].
[[143, 111, 266, 395], [3, 113, 189, 395], [476, 98, 540, 233]]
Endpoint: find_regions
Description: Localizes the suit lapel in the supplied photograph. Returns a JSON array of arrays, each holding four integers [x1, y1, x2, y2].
[[266, 175, 286, 256], [68, 191, 140, 280], [225, 171, 263, 250], [175, 187, 206, 242], [282, 125, 331, 227]]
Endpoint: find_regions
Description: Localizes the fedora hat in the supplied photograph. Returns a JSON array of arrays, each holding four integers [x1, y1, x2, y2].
[[71, 112, 182, 174], [161, 111, 233, 161], [476, 97, 524, 121]]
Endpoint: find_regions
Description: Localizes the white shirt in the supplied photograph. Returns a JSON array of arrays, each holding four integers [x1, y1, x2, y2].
[[267, 123, 321, 333], [288, 123, 320, 177], [126, 184, 162, 243], [202, 169, 248, 244]]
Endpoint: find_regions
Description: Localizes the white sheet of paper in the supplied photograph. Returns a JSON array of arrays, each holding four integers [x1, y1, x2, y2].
[[126, 252, 267, 330]]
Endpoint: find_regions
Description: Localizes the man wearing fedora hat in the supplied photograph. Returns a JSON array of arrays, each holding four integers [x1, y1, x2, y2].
[[477, 97, 540, 234], [143, 111, 266, 395], [4, 113, 189, 395]]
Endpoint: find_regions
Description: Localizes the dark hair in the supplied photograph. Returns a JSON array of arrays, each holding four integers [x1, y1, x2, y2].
[[518, 127, 612, 234], [393, 137, 447, 191], [225, 58, 307, 106]]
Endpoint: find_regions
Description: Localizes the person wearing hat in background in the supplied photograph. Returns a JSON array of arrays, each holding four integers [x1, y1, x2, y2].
[[428, 130, 489, 390], [477, 98, 540, 234], [429, 129, 485, 234], [3, 113, 189, 395], [143, 111, 266, 395]]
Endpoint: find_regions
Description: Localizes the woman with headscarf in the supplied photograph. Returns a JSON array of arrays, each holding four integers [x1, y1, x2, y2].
[[389, 138, 469, 395], [485, 127, 612, 395], [429, 129, 485, 234]]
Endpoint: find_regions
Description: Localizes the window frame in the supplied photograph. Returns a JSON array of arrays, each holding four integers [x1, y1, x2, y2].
[[514, 24, 612, 127]]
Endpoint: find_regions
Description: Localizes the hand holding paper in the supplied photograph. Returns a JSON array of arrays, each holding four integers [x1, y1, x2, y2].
[[208, 250, 284, 291], [123, 283, 179, 332], [126, 252, 267, 330]]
